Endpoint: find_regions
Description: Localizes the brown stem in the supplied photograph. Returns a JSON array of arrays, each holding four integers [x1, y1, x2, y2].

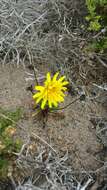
[[49, 96, 80, 111]]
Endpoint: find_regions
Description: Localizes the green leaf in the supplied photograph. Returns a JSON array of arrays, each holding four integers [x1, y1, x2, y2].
[[89, 20, 101, 31]]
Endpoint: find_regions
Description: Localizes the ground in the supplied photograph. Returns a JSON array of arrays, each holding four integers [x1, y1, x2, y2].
[[0, 64, 107, 176]]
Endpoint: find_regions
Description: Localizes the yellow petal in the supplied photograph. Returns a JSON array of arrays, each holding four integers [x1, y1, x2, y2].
[[53, 101, 58, 107], [48, 101, 52, 108], [36, 96, 43, 104], [46, 72, 51, 83], [61, 87, 67, 91], [41, 99, 47, 109], [52, 72, 59, 82], [57, 94, 64, 102], [58, 76, 65, 82], [51, 93, 57, 102], [33, 93, 41, 99], [35, 86, 44, 91], [48, 97, 52, 108], [59, 91, 66, 97], [61, 81, 69, 86]]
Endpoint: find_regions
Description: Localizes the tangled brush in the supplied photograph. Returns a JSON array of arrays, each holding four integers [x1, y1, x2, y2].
[[0, 0, 86, 73]]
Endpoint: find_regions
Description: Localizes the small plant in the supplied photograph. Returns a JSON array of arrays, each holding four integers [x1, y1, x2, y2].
[[85, 0, 107, 54], [86, 0, 107, 31], [32, 72, 69, 128], [86, 36, 107, 52], [0, 108, 22, 177], [32, 71, 81, 127]]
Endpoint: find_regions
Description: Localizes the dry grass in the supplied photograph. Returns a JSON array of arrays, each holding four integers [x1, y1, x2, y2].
[[13, 135, 94, 190], [0, 0, 86, 71]]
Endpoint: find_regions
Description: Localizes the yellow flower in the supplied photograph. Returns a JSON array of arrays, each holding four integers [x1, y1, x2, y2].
[[33, 72, 69, 109]]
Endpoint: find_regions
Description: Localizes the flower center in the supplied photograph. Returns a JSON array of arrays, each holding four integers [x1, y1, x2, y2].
[[48, 85, 56, 93], [49, 86, 53, 90]]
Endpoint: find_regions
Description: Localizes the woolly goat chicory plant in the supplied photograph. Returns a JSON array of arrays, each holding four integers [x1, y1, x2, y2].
[[33, 72, 69, 110]]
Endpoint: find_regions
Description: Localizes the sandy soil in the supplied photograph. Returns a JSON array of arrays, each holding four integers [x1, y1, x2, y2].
[[0, 64, 107, 174]]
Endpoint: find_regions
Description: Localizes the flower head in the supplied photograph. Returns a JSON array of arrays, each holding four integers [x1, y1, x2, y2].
[[33, 72, 69, 109]]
